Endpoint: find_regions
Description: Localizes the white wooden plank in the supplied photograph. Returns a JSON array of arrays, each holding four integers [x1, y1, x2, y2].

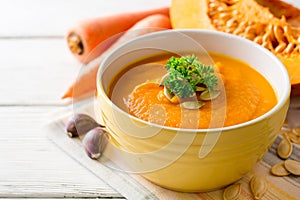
[[1, 0, 299, 37], [0, 39, 81, 105], [0, 0, 171, 37], [0, 106, 122, 198]]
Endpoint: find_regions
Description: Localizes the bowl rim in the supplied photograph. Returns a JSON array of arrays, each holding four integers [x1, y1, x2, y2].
[[97, 29, 291, 133]]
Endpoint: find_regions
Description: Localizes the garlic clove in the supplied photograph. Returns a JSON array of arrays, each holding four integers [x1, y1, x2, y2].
[[82, 127, 108, 160], [65, 113, 103, 138]]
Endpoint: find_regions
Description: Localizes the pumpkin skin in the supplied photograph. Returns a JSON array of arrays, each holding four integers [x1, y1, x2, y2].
[[170, 0, 300, 86]]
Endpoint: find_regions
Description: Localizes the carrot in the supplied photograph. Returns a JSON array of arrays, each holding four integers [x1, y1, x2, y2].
[[66, 7, 169, 63], [62, 14, 172, 99]]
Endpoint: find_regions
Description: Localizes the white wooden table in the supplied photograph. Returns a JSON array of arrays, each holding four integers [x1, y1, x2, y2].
[[0, 0, 170, 198]]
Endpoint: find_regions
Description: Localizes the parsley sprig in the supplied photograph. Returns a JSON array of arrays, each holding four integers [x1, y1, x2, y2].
[[163, 55, 218, 99]]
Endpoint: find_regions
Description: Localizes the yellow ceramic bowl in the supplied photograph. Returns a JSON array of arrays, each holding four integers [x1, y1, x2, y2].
[[96, 30, 290, 192]]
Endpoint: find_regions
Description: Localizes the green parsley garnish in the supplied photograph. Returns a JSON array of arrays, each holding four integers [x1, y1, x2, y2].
[[163, 55, 218, 99]]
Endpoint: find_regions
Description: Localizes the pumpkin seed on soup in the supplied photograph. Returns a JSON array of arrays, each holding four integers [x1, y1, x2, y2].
[[181, 101, 205, 110], [163, 86, 174, 100], [195, 86, 206, 91], [199, 89, 220, 101]]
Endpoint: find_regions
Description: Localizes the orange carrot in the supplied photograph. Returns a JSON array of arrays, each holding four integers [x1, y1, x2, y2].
[[66, 7, 169, 63], [62, 14, 172, 99]]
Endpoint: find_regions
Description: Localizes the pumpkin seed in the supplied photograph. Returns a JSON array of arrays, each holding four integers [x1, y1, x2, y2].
[[199, 90, 220, 100], [279, 129, 292, 135], [277, 133, 293, 159], [250, 175, 268, 200], [282, 119, 289, 128], [159, 74, 168, 86], [270, 162, 290, 176], [195, 86, 206, 92], [181, 101, 205, 110], [287, 132, 300, 143], [292, 126, 300, 136], [207, 0, 300, 57], [163, 86, 175, 100], [284, 160, 300, 176], [169, 95, 179, 104], [294, 139, 300, 145], [223, 183, 241, 200]]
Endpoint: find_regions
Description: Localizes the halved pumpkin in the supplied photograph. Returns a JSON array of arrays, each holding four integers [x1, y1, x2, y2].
[[170, 0, 300, 86]]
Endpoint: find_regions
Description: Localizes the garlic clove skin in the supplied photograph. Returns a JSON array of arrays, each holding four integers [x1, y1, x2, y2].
[[65, 113, 103, 138], [82, 127, 108, 160]]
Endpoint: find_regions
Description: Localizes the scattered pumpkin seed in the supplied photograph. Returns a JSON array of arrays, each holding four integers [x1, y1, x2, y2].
[[181, 101, 205, 110], [282, 119, 289, 128], [199, 90, 220, 100], [270, 162, 290, 176], [279, 129, 292, 135], [292, 126, 300, 136], [277, 133, 293, 159], [223, 183, 241, 200], [287, 132, 300, 143], [250, 175, 268, 200], [294, 139, 300, 145], [284, 160, 300, 176]]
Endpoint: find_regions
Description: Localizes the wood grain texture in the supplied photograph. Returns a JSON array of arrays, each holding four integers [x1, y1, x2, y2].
[[0, 0, 171, 198], [0, 106, 122, 198], [0, 0, 171, 37], [0, 39, 80, 105]]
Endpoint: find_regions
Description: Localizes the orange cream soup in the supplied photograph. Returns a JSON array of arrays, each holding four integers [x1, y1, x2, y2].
[[109, 53, 277, 129]]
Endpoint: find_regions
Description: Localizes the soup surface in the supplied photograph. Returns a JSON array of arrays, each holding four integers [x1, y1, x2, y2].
[[109, 52, 277, 129]]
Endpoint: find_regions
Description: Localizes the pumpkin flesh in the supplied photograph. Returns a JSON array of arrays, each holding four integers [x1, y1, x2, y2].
[[170, 0, 300, 85]]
